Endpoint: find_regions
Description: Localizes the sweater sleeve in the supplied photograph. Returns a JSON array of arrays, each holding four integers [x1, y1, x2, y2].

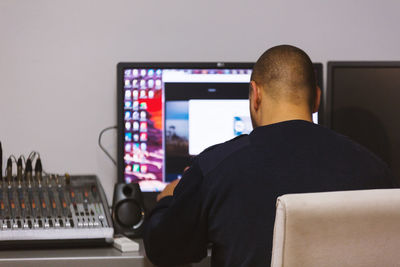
[[143, 160, 208, 266]]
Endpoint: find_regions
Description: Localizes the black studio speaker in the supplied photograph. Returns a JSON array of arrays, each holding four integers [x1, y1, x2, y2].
[[112, 183, 146, 238]]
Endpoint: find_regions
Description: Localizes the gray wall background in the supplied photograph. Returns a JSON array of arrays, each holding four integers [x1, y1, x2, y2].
[[1, 0, 400, 202]]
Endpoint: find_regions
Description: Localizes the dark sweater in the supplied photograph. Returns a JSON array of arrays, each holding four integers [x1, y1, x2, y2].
[[143, 120, 397, 267]]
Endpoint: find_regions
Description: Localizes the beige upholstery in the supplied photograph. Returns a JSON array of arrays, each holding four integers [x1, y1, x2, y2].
[[271, 189, 400, 267]]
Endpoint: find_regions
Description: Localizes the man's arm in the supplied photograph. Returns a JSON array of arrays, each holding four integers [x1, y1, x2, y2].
[[143, 160, 208, 266]]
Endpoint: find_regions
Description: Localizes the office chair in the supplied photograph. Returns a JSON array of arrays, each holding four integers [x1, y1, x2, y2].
[[271, 189, 400, 267]]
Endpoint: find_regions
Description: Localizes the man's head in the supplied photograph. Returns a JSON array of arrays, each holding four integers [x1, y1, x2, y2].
[[249, 45, 321, 128]]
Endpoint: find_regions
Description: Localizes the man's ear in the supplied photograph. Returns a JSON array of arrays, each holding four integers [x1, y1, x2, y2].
[[313, 86, 321, 113], [250, 81, 262, 111]]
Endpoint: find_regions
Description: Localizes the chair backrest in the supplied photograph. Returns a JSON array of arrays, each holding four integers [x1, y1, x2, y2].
[[271, 189, 400, 267]]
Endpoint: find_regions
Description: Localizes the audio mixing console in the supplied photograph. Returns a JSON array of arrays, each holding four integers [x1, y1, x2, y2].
[[0, 150, 113, 248]]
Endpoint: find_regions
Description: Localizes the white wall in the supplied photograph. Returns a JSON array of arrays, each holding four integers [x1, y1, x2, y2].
[[1, 0, 400, 203]]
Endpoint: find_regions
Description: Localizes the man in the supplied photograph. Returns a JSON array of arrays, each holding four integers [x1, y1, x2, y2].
[[143, 45, 397, 266]]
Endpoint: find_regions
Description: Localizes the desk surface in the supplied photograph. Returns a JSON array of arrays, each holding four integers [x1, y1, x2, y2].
[[0, 240, 210, 267]]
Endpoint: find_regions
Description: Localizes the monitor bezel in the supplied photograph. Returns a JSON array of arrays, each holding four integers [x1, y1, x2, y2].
[[326, 61, 400, 129], [117, 62, 324, 200]]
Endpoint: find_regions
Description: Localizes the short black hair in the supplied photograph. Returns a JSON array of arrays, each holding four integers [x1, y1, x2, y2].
[[251, 45, 317, 110]]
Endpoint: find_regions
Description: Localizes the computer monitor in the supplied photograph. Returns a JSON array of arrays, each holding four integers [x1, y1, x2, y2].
[[327, 62, 400, 182], [117, 62, 323, 192]]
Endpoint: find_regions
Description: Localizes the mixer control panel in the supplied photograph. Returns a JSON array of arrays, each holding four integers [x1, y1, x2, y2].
[[0, 172, 113, 248]]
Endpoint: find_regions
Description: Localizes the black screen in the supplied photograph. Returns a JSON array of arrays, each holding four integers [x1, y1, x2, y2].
[[329, 64, 400, 182]]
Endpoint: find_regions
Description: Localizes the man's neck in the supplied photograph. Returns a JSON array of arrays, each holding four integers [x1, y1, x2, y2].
[[259, 102, 313, 126]]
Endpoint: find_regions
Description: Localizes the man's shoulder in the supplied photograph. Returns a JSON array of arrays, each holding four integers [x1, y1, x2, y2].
[[317, 126, 391, 175], [326, 128, 385, 162], [195, 134, 251, 176]]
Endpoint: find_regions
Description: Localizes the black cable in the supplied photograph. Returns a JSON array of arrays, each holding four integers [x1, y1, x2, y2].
[[2, 151, 48, 177], [28, 151, 40, 161], [6, 155, 17, 176], [10, 155, 18, 164], [20, 155, 26, 165], [98, 126, 117, 166]]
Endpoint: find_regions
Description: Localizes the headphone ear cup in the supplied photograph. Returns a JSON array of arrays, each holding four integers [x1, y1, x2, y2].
[[112, 183, 145, 238]]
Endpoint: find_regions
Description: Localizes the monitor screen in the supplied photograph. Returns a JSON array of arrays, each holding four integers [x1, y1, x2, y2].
[[327, 62, 400, 182], [118, 63, 323, 192]]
